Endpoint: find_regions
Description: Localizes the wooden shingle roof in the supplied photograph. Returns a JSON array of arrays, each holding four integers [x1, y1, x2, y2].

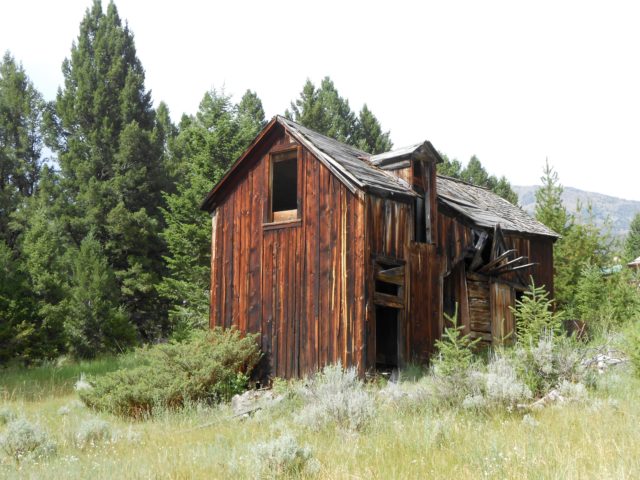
[[278, 116, 416, 200], [202, 116, 559, 239], [437, 175, 559, 239]]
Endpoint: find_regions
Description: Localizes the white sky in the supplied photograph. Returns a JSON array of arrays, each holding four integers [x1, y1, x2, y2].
[[2, 0, 639, 200]]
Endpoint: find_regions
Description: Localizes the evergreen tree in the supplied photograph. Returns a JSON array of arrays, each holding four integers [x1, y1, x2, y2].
[[437, 153, 463, 178], [624, 212, 640, 262], [534, 162, 612, 309], [286, 77, 392, 153], [353, 104, 392, 154], [160, 90, 265, 334], [47, 0, 168, 339], [0, 240, 40, 363], [0, 52, 44, 246], [59, 234, 135, 358], [15, 167, 71, 358], [534, 159, 568, 235], [437, 154, 518, 204]]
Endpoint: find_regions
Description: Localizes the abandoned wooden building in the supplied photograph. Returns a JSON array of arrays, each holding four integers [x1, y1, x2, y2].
[[201, 116, 559, 378]]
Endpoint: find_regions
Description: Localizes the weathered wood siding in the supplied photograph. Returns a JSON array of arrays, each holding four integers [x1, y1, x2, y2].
[[365, 159, 443, 366], [210, 129, 366, 378]]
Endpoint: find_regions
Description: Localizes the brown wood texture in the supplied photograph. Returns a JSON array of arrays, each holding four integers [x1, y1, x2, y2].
[[210, 130, 365, 379], [491, 280, 515, 343], [210, 136, 555, 378]]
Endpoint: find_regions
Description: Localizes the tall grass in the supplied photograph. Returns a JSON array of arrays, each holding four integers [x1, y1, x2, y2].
[[1, 356, 639, 478], [0, 354, 138, 401]]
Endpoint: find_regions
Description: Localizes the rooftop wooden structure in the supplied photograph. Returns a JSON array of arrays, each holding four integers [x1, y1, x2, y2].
[[202, 116, 558, 378]]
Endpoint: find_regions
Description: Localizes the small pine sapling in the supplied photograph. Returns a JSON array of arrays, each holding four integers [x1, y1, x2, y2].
[[432, 305, 480, 378], [512, 279, 563, 346]]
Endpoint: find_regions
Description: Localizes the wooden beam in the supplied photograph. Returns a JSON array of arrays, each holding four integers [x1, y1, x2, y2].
[[477, 249, 517, 273], [485, 256, 527, 275], [469, 231, 489, 271], [490, 262, 538, 276], [375, 266, 405, 286], [374, 292, 404, 309]]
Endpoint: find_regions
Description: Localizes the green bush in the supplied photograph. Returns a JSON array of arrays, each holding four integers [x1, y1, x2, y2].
[[575, 265, 640, 333], [79, 328, 261, 418]]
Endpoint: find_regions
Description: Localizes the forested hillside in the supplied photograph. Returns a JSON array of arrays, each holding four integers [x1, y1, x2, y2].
[[516, 185, 640, 238]]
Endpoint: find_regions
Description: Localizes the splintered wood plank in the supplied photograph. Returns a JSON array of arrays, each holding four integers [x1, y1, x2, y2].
[[328, 173, 340, 364], [491, 281, 515, 344], [353, 193, 366, 373], [375, 266, 405, 285], [248, 165, 262, 333], [318, 164, 331, 368], [261, 231, 274, 378], [345, 189, 356, 367], [238, 179, 248, 333], [276, 229, 287, 378], [468, 278, 491, 334], [302, 149, 319, 375], [231, 186, 242, 328], [209, 209, 218, 328], [477, 249, 516, 273], [224, 196, 235, 328], [341, 187, 350, 367], [374, 292, 404, 309], [290, 226, 300, 377]]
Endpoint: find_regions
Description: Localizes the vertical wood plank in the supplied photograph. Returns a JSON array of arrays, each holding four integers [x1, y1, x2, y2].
[[318, 164, 331, 368]]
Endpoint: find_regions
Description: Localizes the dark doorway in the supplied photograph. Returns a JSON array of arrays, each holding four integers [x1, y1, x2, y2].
[[443, 270, 457, 325], [376, 306, 398, 368]]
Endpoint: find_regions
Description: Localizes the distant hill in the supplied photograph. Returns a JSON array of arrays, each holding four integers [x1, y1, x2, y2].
[[514, 186, 640, 238]]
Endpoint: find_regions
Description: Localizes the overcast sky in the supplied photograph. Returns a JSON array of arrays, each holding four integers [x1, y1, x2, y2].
[[2, 0, 639, 200]]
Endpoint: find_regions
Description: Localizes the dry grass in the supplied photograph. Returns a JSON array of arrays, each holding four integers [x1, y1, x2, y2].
[[1, 360, 639, 479]]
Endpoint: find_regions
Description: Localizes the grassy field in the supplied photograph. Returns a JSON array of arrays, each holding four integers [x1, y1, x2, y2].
[[1, 357, 639, 479]]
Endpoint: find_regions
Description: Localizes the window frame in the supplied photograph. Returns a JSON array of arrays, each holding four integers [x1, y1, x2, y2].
[[264, 144, 302, 227]]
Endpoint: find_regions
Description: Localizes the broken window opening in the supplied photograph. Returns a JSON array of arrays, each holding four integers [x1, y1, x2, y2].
[[375, 279, 399, 296], [270, 149, 298, 222]]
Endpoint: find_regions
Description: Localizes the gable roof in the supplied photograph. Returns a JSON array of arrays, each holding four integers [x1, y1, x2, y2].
[[201, 116, 558, 239], [276, 116, 416, 199], [437, 175, 559, 239], [201, 116, 416, 211]]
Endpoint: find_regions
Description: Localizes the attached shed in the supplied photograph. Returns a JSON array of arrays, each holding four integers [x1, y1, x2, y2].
[[201, 116, 558, 378]]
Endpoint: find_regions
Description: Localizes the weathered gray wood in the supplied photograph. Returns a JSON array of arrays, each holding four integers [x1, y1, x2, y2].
[[477, 249, 516, 273], [374, 292, 404, 309], [375, 266, 405, 285]]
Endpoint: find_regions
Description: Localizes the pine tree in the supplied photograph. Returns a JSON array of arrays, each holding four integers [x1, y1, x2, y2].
[[534, 162, 612, 309], [0, 240, 40, 363], [15, 167, 71, 358], [160, 90, 265, 334], [63, 234, 136, 358], [47, 1, 169, 339], [353, 104, 393, 154], [624, 213, 640, 262], [534, 159, 568, 235], [437, 154, 518, 204], [0, 52, 44, 246], [286, 77, 392, 153]]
